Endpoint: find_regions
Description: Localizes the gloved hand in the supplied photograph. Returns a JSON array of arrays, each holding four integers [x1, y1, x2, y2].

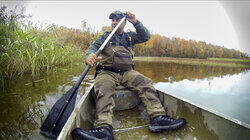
[[125, 11, 137, 24]]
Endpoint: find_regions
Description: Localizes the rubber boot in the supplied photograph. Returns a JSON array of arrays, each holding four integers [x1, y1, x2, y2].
[[71, 126, 114, 140], [149, 115, 186, 133]]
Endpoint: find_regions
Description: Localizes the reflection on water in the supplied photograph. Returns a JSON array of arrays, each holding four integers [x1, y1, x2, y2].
[[0, 62, 95, 139], [134, 61, 250, 127], [1, 60, 250, 139], [135, 61, 248, 83]]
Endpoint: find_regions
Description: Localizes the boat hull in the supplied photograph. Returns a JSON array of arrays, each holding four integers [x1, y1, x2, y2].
[[157, 90, 250, 140], [57, 84, 250, 140]]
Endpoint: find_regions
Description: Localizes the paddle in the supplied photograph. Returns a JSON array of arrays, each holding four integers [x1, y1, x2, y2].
[[40, 16, 127, 139]]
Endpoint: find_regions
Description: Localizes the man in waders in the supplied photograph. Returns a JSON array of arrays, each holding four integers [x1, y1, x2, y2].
[[71, 11, 186, 140]]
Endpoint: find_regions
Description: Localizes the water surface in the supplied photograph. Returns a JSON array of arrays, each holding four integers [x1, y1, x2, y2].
[[135, 61, 250, 127], [0, 60, 249, 139], [0, 62, 95, 139]]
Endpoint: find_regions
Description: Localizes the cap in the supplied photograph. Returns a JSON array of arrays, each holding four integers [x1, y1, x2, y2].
[[109, 11, 125, 19]]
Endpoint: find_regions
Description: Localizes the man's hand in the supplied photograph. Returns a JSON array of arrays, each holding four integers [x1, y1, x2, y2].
[[86, 53, 102, 67], [125, 11, 137, 24]]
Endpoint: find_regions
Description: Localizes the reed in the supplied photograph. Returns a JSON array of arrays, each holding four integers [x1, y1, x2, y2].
[[0, 6, 85, 89]]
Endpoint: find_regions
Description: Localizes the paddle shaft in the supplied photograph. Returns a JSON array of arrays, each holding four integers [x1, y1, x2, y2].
[[49, 16, 127, 133]]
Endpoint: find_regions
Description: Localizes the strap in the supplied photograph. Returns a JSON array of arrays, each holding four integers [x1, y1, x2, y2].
[[124, 33, 134, 58], [115, 35, 120, 46], [100, 66, 128, 74], [125, 33, 133, 47], [114, 33, 134, 58]]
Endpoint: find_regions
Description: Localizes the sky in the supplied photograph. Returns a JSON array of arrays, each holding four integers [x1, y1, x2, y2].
[[1, 1, 250, 54]]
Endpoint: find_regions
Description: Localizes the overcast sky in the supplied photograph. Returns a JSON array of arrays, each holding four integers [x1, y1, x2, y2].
[[1, 1, 250, 54]]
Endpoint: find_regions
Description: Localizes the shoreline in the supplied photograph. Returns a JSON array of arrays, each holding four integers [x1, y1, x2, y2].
[[134, 57, 250, 68]]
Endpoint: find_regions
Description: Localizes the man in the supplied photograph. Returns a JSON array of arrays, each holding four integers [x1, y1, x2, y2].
[[71, 11, 186, 140]]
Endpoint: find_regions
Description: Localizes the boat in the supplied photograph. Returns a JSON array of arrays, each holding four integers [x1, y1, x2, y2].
[[57, 84, 250, 140]]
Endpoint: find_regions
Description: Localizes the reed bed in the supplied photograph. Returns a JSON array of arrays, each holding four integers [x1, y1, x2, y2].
[[0, 6, 84, 89]]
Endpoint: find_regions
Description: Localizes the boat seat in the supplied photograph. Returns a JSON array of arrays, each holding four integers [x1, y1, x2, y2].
[[113, 85, 141, 111]]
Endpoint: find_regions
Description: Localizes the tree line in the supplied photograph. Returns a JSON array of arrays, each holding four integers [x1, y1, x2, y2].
[[134, 34, 247, 59], [57, 26, 248, 59]]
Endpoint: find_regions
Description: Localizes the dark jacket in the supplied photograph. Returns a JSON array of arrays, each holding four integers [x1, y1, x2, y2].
[[85, 20, 151, 62]]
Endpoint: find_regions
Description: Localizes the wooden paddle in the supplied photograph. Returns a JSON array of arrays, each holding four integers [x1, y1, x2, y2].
[[40, 16, 126, 139]]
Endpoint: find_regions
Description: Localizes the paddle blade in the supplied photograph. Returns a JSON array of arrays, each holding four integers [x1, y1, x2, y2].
[[40, 87, 78, 139]]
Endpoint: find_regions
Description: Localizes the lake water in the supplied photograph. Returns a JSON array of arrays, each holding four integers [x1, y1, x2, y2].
[[135, 62, 250, 128], [0, 61, 249, 139]]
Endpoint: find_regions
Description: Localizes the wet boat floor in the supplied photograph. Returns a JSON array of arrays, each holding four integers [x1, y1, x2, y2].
[[75, 89, 249, 140], [112, 104, 188, 140]]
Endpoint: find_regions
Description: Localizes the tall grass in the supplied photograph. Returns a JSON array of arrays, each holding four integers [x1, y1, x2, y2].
[[0, 6, 84, 89]]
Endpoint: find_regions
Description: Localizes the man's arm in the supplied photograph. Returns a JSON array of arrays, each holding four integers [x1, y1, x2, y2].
[[131, 20, 151, 44], [85, 32, 108, 66], [85, 35, 102, 61], [125, 12, 151, 44]]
